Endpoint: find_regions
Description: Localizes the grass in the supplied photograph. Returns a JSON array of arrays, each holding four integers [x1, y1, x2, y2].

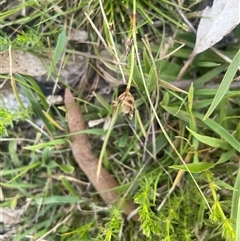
[[0, 0, 240, 240]]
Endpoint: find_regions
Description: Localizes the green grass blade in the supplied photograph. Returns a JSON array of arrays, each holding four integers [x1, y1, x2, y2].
[[34, 196, 80, 204], [170, 162, 215, 173], [0, 162, 40, 176], [193, 64, 228, 89], [236, 196, 240, 241], [48, 30, 67, 78], [195, 113, 240, 151], [231, 168, 240, 227], [60, 177, 80, 197], [20, 82, 55, 133], [186, 127, 229, 150], [24, 138, 67, 150], [204, 49, 240, 120]]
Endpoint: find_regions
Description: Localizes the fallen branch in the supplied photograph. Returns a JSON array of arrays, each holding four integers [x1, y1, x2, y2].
[[64, 88, 139, 221]]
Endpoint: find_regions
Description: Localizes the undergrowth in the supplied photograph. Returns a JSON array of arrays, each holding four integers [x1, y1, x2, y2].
[[0, 0, 240, 241]]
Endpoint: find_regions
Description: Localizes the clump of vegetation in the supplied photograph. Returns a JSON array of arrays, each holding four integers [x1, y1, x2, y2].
[[0, 0, 239, 240]]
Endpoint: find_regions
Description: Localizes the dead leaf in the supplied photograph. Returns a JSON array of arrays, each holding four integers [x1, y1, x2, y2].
[[0, 207, 24, 226], [177, 0, 240, 80], [0, 206, 27, 241], [68, 30, 88, 42], [0, 81, 30, 111], [98, 49, 126, 87], [64, 88, 139, 221], [0, 49, 47, 76], [194, 0, 240, 54], [35, 54, 88, 93], [159, 79, 188, 94]]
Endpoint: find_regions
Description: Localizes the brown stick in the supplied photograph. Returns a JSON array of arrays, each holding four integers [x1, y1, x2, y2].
[[64, 88, 139, 221]]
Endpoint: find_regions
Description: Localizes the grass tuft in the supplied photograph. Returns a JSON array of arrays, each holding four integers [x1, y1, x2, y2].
[[0, 0, 239, 240]]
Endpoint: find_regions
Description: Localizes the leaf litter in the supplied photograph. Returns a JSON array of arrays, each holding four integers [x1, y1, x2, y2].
[[0, 49, 47, 76], [0, 206, 26, 240], [194, 0, 240, 54], [0, 49, 89, 110], [64, 88, 139, 221], [177, 0, 240, 80]]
